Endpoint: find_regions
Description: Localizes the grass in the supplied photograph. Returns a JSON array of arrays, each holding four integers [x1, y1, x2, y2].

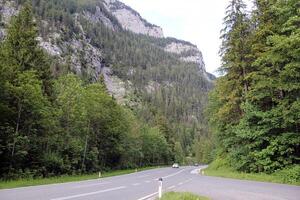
[[204, 158, 300, 186], [160, 192, 210, 200], [0, 166, 158, 189]]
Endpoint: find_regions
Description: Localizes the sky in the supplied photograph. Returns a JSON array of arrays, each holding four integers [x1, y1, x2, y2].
[[121, 0, 233, 75]]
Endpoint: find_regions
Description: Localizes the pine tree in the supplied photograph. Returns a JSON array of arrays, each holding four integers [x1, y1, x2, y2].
[[234, 0, 300, 172], [1, 2, 51, 93]]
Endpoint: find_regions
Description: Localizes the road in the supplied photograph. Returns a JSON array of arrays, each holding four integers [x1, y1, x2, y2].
[[0, 166, 299, 200]]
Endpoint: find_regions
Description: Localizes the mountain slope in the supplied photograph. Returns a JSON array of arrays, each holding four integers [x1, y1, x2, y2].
[[0, 0, 214, 152]]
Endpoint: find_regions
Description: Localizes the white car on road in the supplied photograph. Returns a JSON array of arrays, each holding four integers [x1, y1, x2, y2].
[[172, 163, 179, 168]]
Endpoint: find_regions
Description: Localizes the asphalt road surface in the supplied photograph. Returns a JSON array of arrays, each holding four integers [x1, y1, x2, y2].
[[1, 166, 299, 200]]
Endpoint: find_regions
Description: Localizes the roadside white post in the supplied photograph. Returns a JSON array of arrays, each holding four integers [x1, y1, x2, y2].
[[158, 177, 163, 199], [99, 172, 102, 178]]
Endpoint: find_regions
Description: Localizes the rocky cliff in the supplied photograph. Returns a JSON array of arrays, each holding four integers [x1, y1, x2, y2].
[[0, 0, 214, 112], [103, 0, 164, 38]]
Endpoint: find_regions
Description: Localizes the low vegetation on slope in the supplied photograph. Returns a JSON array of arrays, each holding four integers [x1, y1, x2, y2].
[[160, 192, 210, 200], [205, 157, 300, 185]]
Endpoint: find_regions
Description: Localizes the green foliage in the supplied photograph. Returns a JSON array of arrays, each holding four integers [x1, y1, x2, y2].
[[192, 136, 214, 164], [141, 126, 170, 166], [208, 0, 300, 175], [276, 165, 300, 184], [160, 192, 210, 200], [205, 158, 300, 185], [174, 141, 184, 163], [0, 4, 176, 180], [13, 0, 214, 168], [0, 0, 215, 180], [0, 166, 158, 189]]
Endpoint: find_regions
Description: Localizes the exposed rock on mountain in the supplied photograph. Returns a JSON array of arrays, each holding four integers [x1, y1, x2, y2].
[[0, 0, 214, 124], [103, 0, 164, 38], [165, 41, 206, 72], [0, 0, 17, 39]]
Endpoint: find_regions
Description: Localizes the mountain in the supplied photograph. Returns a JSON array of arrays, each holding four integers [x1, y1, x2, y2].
[[103, 0, 164, 37], [0, 0, 217, 178], [0, 0, 214, 129]]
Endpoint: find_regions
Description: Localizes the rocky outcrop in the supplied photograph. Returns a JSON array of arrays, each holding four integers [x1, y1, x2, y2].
[[103, 0, 164, 38], [0, 0, 18, 39], [83, 6, 116, 31], [0, 0, 17, 23], [165, 42, 206, 72], [0, 0, 214, 102]]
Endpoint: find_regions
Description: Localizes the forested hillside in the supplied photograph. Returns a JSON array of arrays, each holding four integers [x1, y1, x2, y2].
[[0, 0, 214, 179], [207, 0, 299, 178]]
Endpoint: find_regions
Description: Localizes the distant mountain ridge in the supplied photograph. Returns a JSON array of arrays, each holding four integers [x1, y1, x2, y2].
[[0, 0, 214, 125]]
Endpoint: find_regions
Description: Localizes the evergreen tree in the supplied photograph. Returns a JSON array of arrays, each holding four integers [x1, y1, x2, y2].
[[208, 0, 300, 173]]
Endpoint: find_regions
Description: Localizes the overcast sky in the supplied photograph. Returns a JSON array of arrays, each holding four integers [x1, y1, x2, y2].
[[120, 0, 236, 75]]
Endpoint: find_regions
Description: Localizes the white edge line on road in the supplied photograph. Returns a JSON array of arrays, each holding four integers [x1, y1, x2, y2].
[[136, 192, 158, 200], [132, 183, 141, 186], [50, 186, 126, 200]]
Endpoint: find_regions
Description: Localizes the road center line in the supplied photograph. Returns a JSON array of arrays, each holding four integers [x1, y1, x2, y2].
[[132, 183, 141, 186], [50, 186, 126, 200]]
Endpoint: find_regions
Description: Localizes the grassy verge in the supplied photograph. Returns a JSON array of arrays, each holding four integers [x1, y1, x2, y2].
[[160, 192, 210, 200], [204, 158, 300, 186], [0, 166, 158, 189]]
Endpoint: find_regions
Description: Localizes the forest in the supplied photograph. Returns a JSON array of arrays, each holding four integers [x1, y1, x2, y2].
[[0, 0, 213, 180], [207, 0, 300, 177], [1, 0, 298, 182]]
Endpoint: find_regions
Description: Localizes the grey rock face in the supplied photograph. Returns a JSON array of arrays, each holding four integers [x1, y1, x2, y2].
[[103, 0, 164, 38], [0, 0, 17, 23], [83, 6, 116, 31], [0, 0, 213, 101], [0, 0, 18, 39], [164, 42, 206, 72]]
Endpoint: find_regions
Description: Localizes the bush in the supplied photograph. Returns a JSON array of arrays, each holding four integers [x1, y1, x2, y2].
[[207, 156, 231, 170], [276, 165, 300, 184]]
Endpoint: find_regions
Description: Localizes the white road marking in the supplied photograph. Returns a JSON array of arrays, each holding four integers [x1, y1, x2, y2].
[[136, 192, 158, 200], [167, 185, 175, 190], [51, 186, 126, 200], [161, 168, 186, 179], [190, 168, 200, 174], [178, 182, 183, 185], [132, 183, 141, 186], [145, 180, 151, 183], [138, 175, 150, 178], [73, 182, 110, 188], [183, 178, 193, 184]]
